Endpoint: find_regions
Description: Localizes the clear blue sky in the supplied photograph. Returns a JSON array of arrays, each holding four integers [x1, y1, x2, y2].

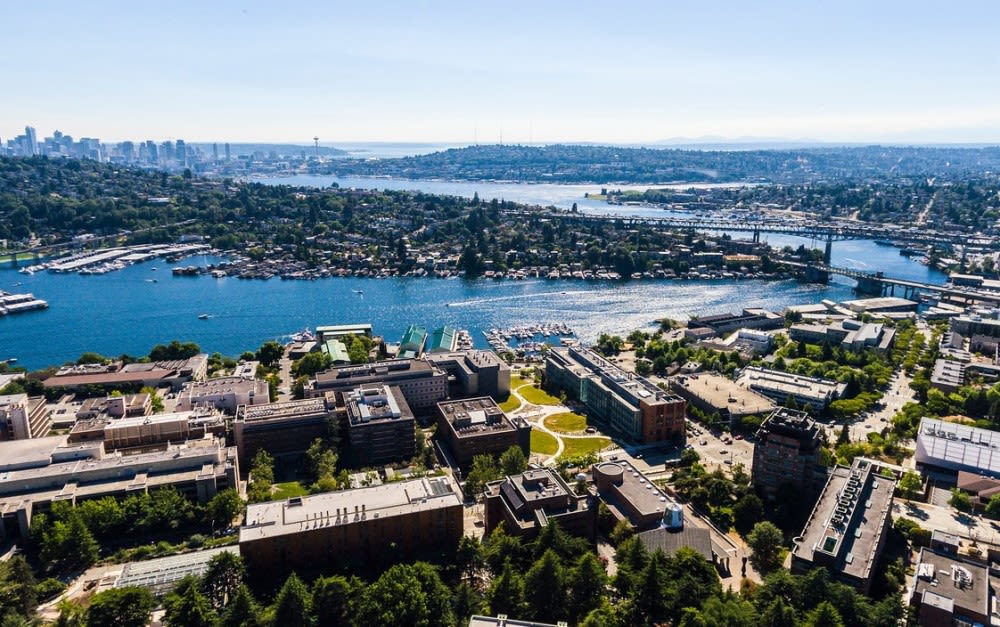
[[3, 1, 999, 144]]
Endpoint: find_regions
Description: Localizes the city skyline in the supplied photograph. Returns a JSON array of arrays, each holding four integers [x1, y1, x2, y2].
[[3, 1, 1000, 144]]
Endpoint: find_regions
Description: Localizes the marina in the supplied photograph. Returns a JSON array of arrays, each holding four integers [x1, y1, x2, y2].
[[0, 290, 48, 315], [484, 323, 576, 357]]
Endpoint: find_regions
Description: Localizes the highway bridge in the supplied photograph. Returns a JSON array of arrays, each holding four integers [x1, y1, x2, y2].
[[782, 260, 1000, 305], [504, 209, 998, 262]]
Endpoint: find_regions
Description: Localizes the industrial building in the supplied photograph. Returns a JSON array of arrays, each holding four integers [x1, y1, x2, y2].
[[43, 353, 209, 392], [789, 319, 895, 353], [484, 467, 595, 540], [545, 346, 686, 444], [736, 366, 847, 412], [685, 308, 783, 337], [435, 397, 531, 467], [752, 408, 824, 500], [790, 458, 896, 593], [239, 474, 463, 574], [0, 394, 52, 441], [341, 384, 416, 468]]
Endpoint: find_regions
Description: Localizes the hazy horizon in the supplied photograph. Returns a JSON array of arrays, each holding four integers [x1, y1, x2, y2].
[[4, 1, 1000, 144]]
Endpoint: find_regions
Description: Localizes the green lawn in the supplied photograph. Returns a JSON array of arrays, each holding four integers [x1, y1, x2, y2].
[[519, 385, 562, 406], [559, 437, 611, 459], [272, 481, 309, 500], [544, 412, 588, 433], [530, 430, 559, 456], [511, 375, 529, 389], [499, 395, 522, 413]]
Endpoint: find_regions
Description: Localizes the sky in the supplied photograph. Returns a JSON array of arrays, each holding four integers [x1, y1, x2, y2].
[[3, 0, 1000, 145]]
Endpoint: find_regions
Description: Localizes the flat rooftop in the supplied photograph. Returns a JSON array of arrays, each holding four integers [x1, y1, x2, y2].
[[439, 397, 518, 437], [911, 548, 989, 620], [737, 367, 846, 400], [238, 398, 329, 422], [315, 359, 434, 384], [916, 417, 1000, 476], [792, 458, 894, 585], [670, 373, 774, 415], [595, 460, 674, 519], [0, 436, 70, 472], [116, 546, 239, 595], [240, 475, 462, 542]]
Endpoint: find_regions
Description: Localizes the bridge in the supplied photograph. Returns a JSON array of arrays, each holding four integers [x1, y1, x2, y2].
[[782, 260, 1000, 305], [504, 209, 997, 264]]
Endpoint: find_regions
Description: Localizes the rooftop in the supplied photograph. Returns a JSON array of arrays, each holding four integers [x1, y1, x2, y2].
[[916, 417, 1000, 476], [758, 407, 820, 443], [595, 460, 674, 519], [792, 458, 895, 585], [345, 385, 410, 426], [237, 397, 330, 423], [240, 474, 462, 542], [670, 373, 775, 416], [737, 366, 847, 401], [911, 548, 990, 620], [438, 397, 522, 437]]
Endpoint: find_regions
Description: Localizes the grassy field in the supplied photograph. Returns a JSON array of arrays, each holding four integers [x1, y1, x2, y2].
[[272, 481, 309, 500], [559, 437, 611, 459], [519, 385, 562, 406], [544, 412, 588, 433], [499, 395, 522, 413], [511, 375, 529, 389], [530, 430, 559, 455]]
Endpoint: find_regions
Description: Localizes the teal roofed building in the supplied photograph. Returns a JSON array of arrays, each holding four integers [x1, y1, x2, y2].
[[427, 326, 457, 353], [322, 340, 351, 365], [398, 325, 427, 359]]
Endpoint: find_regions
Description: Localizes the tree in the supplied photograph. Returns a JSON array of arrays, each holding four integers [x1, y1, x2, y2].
[[949, 488, 973, 513], [201, 551, 246, 611], [567, 552, 608, 623], [85, 587, 155, 627], [747, 521, 784, 573], [608, 519, 634, 547], [453, 581, 483, 627], [803, 601, 845, 627], [255, 341, 284, 367], [464, 454, 501, 498], [247, 449, 274, 503], [313, 575, 358, 627], [627, 550, 672, 626], [523, 549, 568, 623], [455, 535, 485, 582], [898, 471, 922, 500], [140, 386, 164, 413], [163, 576, 216, 627], [291, 352, 332, 378], [499, 445, 527, 476], [272, 573, 313, 627], [0, 557, 37, 619], [487, 560, 525, 618], [219, 586, 262, 627], [733, 493, 765, 535], [206, 489, 244, 531]]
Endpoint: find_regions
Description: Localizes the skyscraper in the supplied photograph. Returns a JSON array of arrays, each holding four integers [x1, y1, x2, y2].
[[175, 139, 186, 166], [24, 126, 37, 156], [212, 143, 218, 161], [224, 143, 231, 161]]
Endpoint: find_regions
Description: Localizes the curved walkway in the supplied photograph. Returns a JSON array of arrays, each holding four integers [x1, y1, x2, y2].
[[507, 378, 612, 465]]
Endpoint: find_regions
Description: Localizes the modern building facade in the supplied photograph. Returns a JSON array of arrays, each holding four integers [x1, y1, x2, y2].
[[424, 350, 511, 400], [239, 474, 463, 574], [307, 359, 448, 413], [175, 376, 270, 413], [752, 407, 824, 500], [546, 347, 686, 443]]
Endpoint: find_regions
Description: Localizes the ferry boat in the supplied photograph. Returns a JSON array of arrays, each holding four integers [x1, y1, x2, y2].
[[198, 313, 210, 320]]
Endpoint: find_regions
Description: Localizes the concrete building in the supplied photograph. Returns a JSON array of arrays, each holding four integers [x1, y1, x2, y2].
[[736, 366, 847, 412], [789, 319, 895, 353], [68, 410, 226, 451], [239, 474, 463, 574], [436, 397, 531, 467], [233, 396, 336, 464], [686, 308, 783, 337], [790, 458, 896, 593], [841, 297, 918, 315], [909, 548, 993, 627], [484, 467, 595, 540], [0, 394, 52, 441], [592, 460, 675, 531], [752, 408, 823, 500], [76, 393, 152, 420], [342, 385, 415, 468], [44, 354, 209, 393], [307, 359, 448, 413], [0, 436, 239, 542], [423, 350, 511, 400], [315, 323, 373, 343], [915, 418, 1000, 479], [175, 376, 270, 413], [951, 312, 1000, 339], [669, 373, 775, 427], [546, 347, 686, 444], [468, 617, 566, 627]]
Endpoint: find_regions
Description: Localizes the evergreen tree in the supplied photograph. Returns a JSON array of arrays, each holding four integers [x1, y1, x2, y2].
[[200, 551, 246, 610], [219, 586, 262, 627], [486, 560, 525, 618], [804, 601, 845, 627], [313, 575, 358, 627], [523, 549, 568, 623], [272, 573, 313, 627], [163, 576, 216, 627], [566, 552, 608, 622], [85, 587, 155, 627]]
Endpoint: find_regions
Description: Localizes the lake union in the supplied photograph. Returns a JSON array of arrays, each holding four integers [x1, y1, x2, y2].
[[0, 178, 946, 370]]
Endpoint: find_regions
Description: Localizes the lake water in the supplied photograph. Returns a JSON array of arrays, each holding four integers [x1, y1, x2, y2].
[[0, 177, 947, 370]]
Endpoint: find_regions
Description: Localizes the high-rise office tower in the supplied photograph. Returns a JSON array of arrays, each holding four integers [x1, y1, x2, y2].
[[24, 126, 37, 156], [175, 139, 186, 166], [224, 143, 231, 161]]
